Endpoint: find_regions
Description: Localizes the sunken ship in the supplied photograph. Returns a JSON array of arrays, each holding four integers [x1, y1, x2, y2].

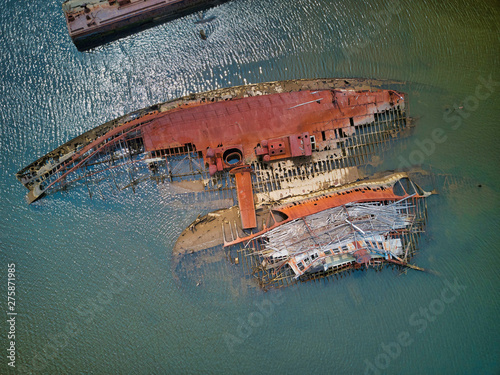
[[173, 170, 431, 290], [16, 78, 430, 288], [16, 78, 410, 205], [222, 173, 430, 289], [63, 0, 228, 51]]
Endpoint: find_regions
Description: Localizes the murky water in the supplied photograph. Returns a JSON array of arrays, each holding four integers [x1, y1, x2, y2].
[[0, 0, 499, 373]]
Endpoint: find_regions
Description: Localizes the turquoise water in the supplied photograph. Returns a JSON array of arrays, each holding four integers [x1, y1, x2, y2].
[[1, 0, 499, 374]]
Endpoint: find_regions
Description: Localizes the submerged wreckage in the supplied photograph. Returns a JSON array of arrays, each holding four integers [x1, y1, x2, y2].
[[16, 78, 410, 204], [62, 0, 228, 50], [17, 78, 430, 288], [173, 171, 431, 289], [223, 173, 429, 288]]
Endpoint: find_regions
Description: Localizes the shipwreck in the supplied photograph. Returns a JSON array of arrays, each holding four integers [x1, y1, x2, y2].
[[227, 173, 429, 288], [16, 78, 411, 205], [62, 0, 229, 51], [173, 171, 431, 289], [16, 77, 429, 289]]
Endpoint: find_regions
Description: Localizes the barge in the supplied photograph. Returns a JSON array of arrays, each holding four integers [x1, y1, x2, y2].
[[16, 78, 411, 205], [62, 0, 229, 50]]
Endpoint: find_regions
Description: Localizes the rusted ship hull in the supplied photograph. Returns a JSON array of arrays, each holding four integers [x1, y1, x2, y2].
[[63, 0, 229, 51], [16, 78, 410, 204]]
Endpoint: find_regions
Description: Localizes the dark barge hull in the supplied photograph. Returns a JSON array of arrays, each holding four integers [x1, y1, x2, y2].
[[63, 0, 229, 51]]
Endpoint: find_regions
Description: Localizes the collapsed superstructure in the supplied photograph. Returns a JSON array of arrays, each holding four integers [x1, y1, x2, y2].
[[222, 173, 429, 289]]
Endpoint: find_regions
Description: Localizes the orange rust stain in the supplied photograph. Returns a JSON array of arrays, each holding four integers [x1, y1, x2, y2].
[[275, 187, 406, 221]]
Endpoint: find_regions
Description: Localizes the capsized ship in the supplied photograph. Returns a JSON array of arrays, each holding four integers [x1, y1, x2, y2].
[[63, 0, 229, 51], [16, 78, 411, 205]]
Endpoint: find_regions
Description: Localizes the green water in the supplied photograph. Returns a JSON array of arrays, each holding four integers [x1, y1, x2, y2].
[[0, 0, 498, 374]]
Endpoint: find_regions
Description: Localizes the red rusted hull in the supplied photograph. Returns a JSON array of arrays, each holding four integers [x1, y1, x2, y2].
[[142, 89, 401, 163], [16, 78, 409, 204]]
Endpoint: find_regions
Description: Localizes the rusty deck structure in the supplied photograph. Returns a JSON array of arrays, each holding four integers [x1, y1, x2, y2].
[[63, 0, 229, 50], [224, 173, 429, 289], [16, 78, 412, 206], [172, 172, 430, 290]]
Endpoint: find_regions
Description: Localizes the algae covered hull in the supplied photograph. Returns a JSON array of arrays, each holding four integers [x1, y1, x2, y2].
[[16, 78, 410, 205], [63, 0, 229, 51]]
